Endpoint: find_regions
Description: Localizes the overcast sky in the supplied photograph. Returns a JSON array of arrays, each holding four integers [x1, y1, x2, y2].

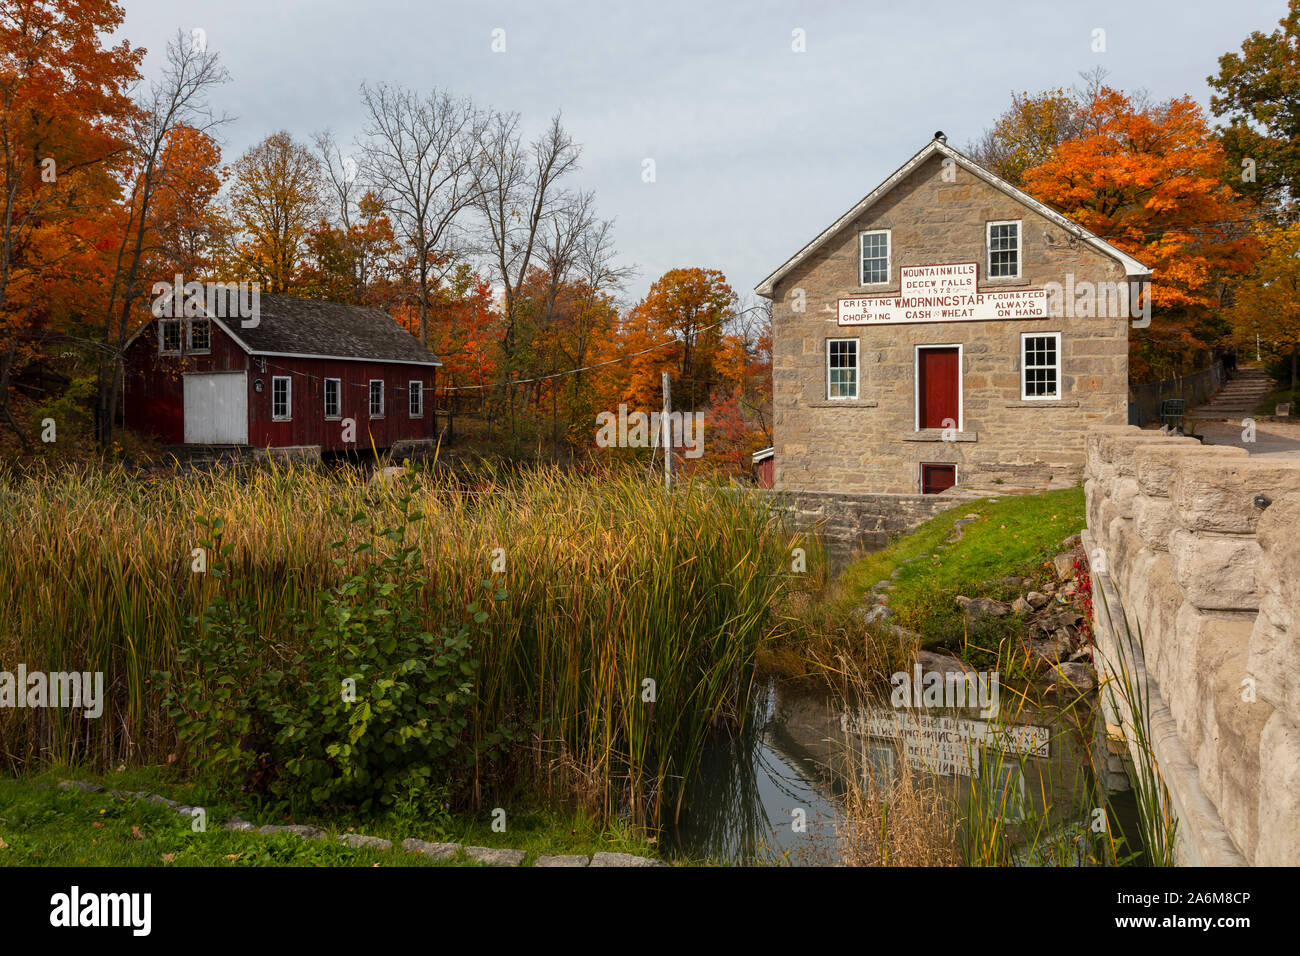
[[117, 0, 1286, 305]]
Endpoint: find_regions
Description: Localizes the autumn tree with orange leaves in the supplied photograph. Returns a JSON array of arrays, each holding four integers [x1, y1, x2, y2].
[[1022, 86, 1261, 381], [0, 0, 142, 448]]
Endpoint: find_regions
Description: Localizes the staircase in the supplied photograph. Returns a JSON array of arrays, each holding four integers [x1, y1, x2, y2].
[[1188, 367, 1275, 420]]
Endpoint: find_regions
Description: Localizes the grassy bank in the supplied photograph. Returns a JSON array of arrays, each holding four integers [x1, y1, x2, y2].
[[0, 767, 654, 867], [833, 487, 1085, 663], [0, 462, 799, 828]]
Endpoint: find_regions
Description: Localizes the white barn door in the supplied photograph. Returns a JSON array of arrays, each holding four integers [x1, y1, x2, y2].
[[183, 372, 248, 444]]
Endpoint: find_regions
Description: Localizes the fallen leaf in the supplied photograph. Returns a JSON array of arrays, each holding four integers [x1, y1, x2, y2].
[[161, 853, 175, 862], [131, 825, 144, 840], [92, 822, 104, 829], [0, 837, 8, 849], [223, 853, 243, 861]]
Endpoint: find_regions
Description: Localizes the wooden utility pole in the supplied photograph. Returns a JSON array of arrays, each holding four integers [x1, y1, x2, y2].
[[662, 371, 673, 489]]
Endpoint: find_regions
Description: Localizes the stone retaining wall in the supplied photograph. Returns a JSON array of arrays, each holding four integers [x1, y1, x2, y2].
[[1084, 425, 1300, 865], [766, 488, 977, 551]]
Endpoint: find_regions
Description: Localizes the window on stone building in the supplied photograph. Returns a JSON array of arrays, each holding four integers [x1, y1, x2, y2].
[[860, 230, 890, 285], [827, 338, 859, 400], [1021, 332, 1061, 400], [987, 220, 1021, 278]]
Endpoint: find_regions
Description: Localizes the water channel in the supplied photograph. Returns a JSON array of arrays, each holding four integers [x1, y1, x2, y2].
[[659, 544, 1143, 866]]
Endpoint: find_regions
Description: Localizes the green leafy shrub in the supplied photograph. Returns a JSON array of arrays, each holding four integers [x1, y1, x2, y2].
[[163, 481, 500, 816]]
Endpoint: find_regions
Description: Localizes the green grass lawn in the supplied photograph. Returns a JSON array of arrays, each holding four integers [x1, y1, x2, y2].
[[0, 767, 656, 867], [1254, 381, 1299, 419], [834, 485, 1086, 668]]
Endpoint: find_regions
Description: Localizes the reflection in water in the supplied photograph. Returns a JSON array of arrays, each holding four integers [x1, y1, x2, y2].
[[659, 682, 841, 865], [661, 678, 1136, 866]]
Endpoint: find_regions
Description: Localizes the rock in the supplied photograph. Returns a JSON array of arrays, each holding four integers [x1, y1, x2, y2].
[[1011, 596, 1031, 615], [986, 575, 1032, 589], [401, 838, 460, 859], [884, 624, 924, 644], [143, 793, 180, 808], [1026, 591, 1049, 608], [916, 650, 977, 677], [1061, 533, 1082, 549], [371, 465, 405, 485], [1049, 661, 1096, 692], [535, 854, 590, 867], [256, 824, 325, 839], [1052, 552, 1078, 580], [58, 780, 104, 793], [955, 595, 1010, 620], [339, 833, 392, 851], [464, 845, 526, 867], [853, 604, 893, 626], [223, 817, 255, 832], [588, 852, 666, 867], [1030, 634, 1070, 665]]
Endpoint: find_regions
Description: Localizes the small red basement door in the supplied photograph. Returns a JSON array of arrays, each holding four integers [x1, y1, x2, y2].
[[921, 463, 957, 495]]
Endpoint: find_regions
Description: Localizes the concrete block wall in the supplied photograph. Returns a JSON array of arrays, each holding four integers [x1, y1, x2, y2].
[[1084, 424, 1300, 865]]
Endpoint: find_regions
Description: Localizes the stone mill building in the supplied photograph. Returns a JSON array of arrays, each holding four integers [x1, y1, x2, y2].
[[755, 134, 1151, 496]]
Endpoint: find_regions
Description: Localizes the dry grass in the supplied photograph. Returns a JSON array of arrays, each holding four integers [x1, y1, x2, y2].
[[0, 459, 802, 826]]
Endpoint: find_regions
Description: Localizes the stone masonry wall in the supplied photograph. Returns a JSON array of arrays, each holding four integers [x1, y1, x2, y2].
[[765, 487, 976, 552], [1084, 424, 1300, 865], [771, 153, 1130, 495]]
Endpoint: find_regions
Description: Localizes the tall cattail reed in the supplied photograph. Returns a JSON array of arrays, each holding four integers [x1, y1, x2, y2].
[[0, 461, 796, 826]]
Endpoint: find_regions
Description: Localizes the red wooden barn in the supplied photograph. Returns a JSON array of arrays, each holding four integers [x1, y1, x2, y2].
[[122, 293, 442, 452]]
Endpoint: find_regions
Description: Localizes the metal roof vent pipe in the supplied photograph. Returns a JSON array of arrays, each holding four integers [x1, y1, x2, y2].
[[934, 131, 947, 143]]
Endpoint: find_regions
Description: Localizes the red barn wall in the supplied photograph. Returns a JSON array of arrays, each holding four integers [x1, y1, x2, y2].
[[247, 357, 437, 451], [123, 318, 438, 450], [122, 319, 248, 445]]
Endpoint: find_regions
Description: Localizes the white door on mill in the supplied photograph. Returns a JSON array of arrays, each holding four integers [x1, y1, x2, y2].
[[183, 372, 248, 444]]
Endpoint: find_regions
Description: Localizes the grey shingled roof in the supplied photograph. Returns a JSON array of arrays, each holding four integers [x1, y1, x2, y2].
[[225, 294, 441, 366]]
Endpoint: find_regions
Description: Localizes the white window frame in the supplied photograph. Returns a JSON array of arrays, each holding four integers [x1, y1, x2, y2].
[[913, 343, 964, 432], [369, 379, 385, 418], [408, 380, 424, 418], [323, 378, 342, 420], [1020, 331, 1062, 401], [859, 229, 891, 286], [158, 319, 182, 355], [826, 338, 860, 401], [919, 462, 959, 495], [187, 318, 211, 354], [986, 220, 1022, 279], [271, 375, 292, 421]]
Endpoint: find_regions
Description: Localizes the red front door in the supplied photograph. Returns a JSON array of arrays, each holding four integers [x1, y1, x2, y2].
[[918, 347, 959, 429]]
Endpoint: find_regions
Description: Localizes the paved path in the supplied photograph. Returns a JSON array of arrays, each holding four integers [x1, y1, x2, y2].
[[1199, 420, 1300, 458]]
